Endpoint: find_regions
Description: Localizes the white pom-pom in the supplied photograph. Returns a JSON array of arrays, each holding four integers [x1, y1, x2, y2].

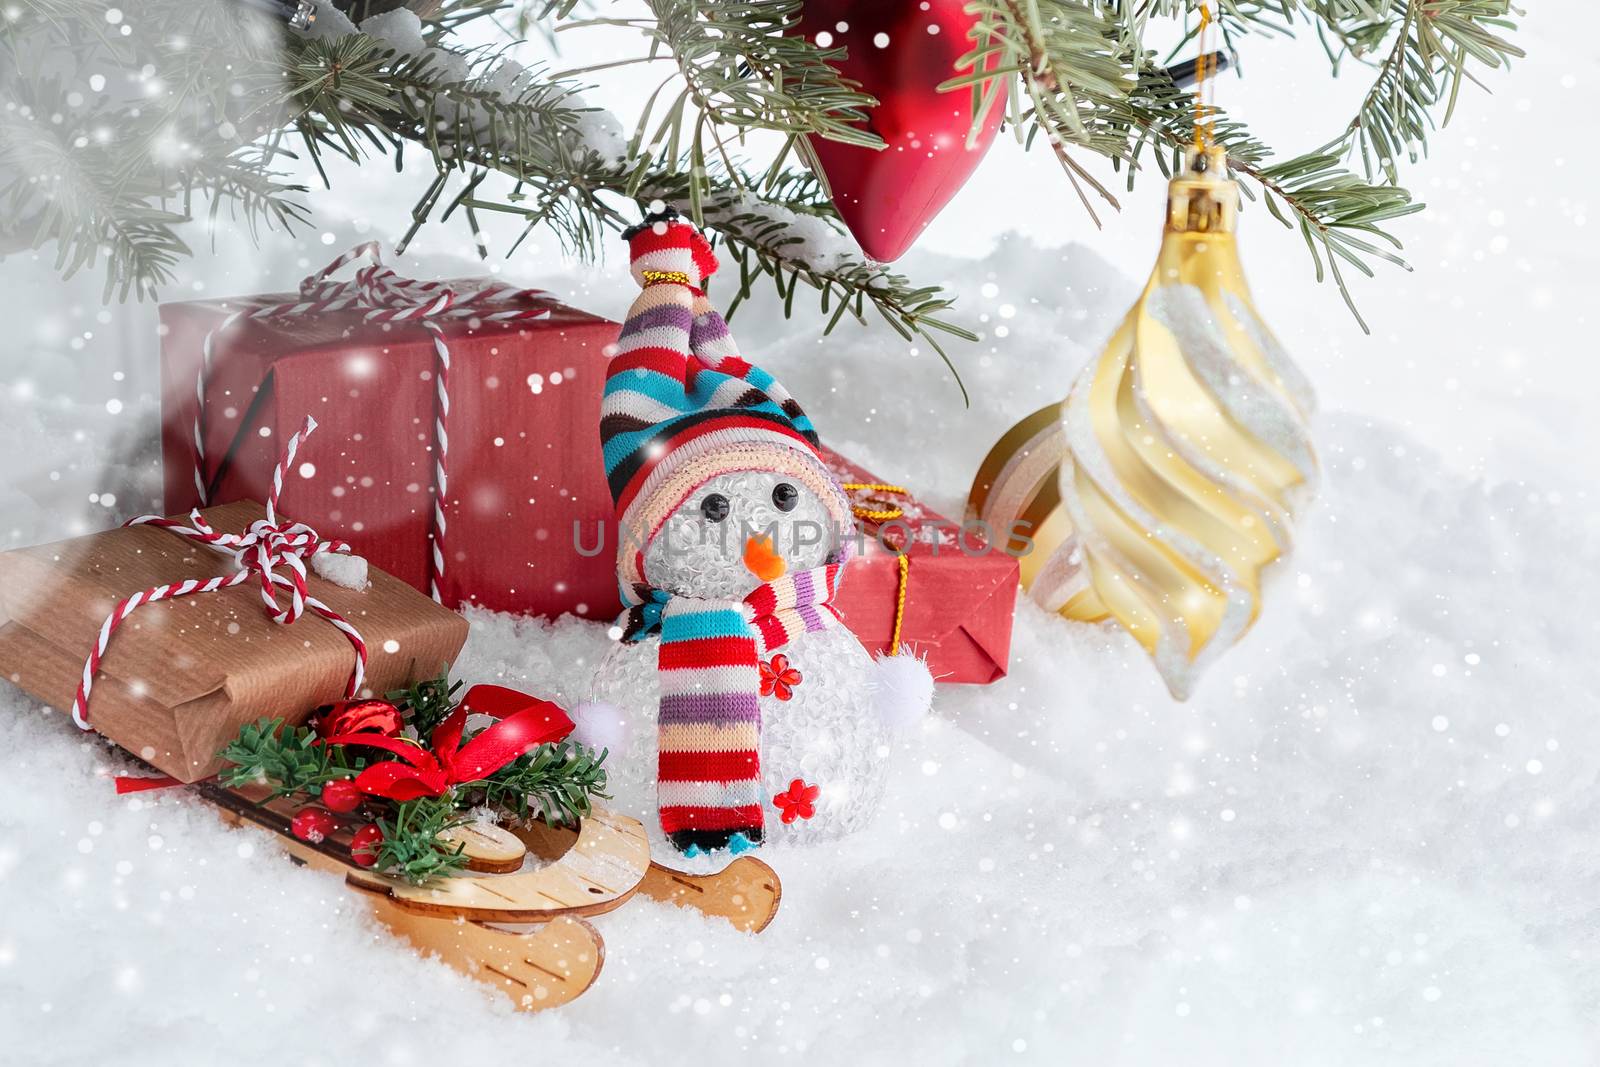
[[570, 700, 630, 756], [312, 551, 369, 591], [872, 652, 935, 731]]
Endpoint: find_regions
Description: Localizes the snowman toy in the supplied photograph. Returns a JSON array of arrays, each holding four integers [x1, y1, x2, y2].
[[577, 210, 933, 856]]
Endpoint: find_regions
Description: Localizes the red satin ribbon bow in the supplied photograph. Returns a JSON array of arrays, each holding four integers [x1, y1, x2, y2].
[[323, 685, 574, 802]]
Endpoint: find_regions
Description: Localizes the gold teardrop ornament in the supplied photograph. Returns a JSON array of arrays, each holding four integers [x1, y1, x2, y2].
[[968, 146, 1318, 699]]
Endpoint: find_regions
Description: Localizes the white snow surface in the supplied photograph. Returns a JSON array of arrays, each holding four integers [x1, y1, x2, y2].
[[3, 8, 1599, 1063], [4, 239, 1595, 1066]]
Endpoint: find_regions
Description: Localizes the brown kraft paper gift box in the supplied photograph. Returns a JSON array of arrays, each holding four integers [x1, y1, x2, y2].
[[0, 501, 469, 783]]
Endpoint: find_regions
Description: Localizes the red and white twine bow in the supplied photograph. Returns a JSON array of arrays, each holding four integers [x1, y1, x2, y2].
[[191, 242, 551, 601], [73, 416, 368, 731]]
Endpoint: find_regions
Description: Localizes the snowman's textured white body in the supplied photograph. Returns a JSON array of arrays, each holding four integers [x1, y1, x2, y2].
[[589, 467, 899, 848], [592, 626, 890, 846]]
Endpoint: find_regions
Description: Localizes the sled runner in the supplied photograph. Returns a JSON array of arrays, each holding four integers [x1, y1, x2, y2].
[[198, 781, 782, 1012]]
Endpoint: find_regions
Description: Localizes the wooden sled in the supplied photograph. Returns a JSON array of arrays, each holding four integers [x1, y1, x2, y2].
[[198, 783, 781, 1012]]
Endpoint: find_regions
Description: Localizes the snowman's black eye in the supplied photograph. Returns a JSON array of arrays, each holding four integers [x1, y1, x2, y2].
[[772, 482, 799, 512], [700, 493, 730, 522]]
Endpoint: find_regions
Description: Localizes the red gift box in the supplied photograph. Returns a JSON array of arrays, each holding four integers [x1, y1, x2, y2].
[[823, 449, 1019, 684], [160, 274, 623, 619]]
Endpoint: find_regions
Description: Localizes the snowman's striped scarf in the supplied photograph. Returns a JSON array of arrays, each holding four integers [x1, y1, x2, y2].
[[654, 563, 844, 853]]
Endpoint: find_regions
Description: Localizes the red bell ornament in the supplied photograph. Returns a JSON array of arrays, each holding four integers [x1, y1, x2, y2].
[[796, 0, 1006, 262], [315, 698, 403, 740]]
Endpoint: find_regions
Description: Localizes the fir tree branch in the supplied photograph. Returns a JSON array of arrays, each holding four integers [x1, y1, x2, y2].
[[277, 31, 631, 260], [556, 0, 883, 206], [268, 27, 974, 386], [946, 0, 1513, 326], [1109, 65, 1422, 331], [0, 0, 309, 297], [1308, 0, 1523, 183], [1, 0, 1521, 342], [950, 0, 1135, 157], [682, 179, 976, 402], [46, 0, 941, 357]]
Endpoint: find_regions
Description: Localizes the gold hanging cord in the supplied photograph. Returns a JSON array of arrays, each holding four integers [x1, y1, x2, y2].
[[1194, 3, 1216, 150]]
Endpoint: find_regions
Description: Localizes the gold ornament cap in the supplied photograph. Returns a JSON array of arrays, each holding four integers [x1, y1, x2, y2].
[[1166, 145, 1237, 235]]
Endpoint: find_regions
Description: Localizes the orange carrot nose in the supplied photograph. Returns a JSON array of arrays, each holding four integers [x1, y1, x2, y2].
[[743, 534, 786, 582]]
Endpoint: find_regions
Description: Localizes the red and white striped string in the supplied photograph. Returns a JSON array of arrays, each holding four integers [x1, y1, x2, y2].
[[191, 243, 550, 601], [73, 417, 369, 732]]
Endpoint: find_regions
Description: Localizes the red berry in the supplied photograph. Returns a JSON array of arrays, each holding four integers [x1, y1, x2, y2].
[[321, 779, 362, 813], [290, 807, 337, 845], [350, 823, 384, 868]]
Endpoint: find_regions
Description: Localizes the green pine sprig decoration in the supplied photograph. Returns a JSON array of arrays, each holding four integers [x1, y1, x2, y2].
[[386, 669, 463, 736], [368, 797, 471, 884], [217, 717, 362, 801], [466, 740, 610, 827], [216, 672, 612, 883]]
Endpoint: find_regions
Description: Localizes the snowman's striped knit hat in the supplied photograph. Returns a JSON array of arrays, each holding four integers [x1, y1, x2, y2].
[[600, 210, 852, 550]]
